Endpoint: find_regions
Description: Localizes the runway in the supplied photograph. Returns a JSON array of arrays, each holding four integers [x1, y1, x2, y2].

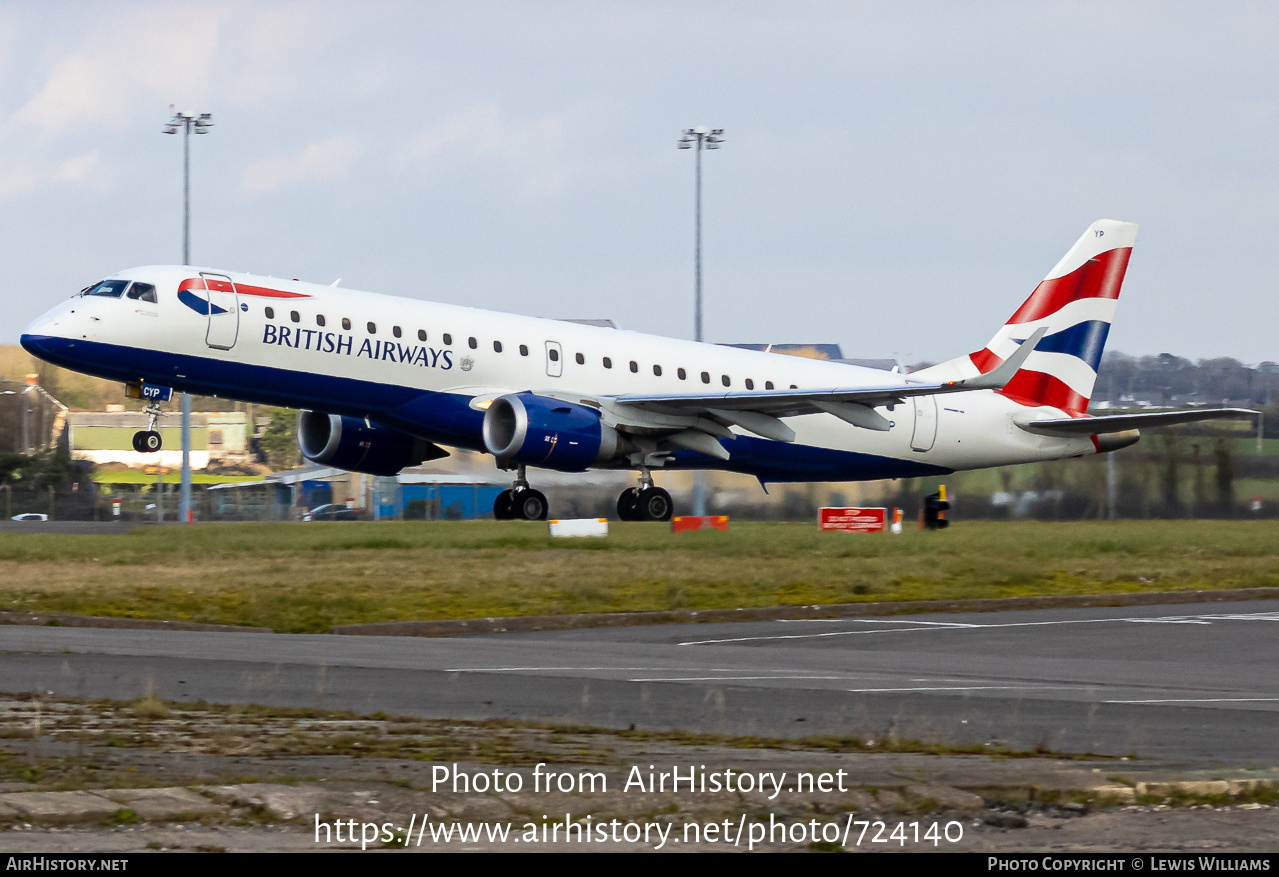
[[1, 600, 1275, 766]]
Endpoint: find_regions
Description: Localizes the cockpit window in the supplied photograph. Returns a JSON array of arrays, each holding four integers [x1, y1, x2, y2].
[[84, 279, 130, 298], [125, 283, 158, 303]]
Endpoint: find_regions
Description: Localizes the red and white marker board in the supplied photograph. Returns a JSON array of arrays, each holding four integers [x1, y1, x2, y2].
[[819, 507, 887, 533], [671, 515, 729, 533]]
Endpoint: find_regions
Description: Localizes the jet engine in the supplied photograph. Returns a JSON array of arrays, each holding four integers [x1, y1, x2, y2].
[[481, 393, 621, 472], [297, 411, 446, 476]]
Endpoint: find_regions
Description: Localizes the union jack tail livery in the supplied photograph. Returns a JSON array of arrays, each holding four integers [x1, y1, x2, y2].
[[918, 219, 1136, 416]]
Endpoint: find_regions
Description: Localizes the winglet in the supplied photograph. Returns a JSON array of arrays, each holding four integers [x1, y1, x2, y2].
[[955, 326, 1047, 391]]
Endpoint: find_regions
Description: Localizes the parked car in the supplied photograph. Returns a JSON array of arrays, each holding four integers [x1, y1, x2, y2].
[[302, 504, 357, 522], [11, 513, 49, 522]]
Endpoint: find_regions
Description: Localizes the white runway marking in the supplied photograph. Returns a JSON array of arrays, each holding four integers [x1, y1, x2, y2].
[[627, 675, 853, 682], [678, 610, 1279, 646], [1124, 618, 1212, 625], [844, 685, 1064, 693], [442, 666, 777, 674], [1103, 697, 1279, 704], [779, 618, 982, 628]]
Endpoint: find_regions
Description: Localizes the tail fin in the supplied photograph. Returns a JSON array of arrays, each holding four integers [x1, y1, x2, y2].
[[916, 219, 1137, 415]]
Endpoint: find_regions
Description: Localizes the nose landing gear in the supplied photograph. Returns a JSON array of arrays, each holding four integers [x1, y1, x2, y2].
[[617, 469, 673, 522], [492, 465, 549, 521], [131, 401, 163, 453]]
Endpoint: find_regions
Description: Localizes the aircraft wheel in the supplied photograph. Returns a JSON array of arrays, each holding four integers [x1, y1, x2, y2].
[[493, 489, 514, 520], [636, 486, 673, 522], [617, 488, 639, 521], [515, 488, 548, 521], [132, 431, 145, 453], [136, 430, 162, 453]]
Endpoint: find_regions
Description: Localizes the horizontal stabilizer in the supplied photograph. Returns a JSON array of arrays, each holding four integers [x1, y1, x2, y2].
[[1015, 407, 1256, 437]]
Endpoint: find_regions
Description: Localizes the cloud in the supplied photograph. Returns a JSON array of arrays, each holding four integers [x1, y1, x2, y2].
[[240, 135, 362, 194], [0, 151, 100, 198], [7, 8, 226, 142], [53, 151, 100, 184], [0, 4, 344, 203], [402, 105, 572, 197]]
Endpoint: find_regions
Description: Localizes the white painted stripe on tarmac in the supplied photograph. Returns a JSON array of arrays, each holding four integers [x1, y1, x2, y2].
[[628, 675, 855, 682], [843, 685, 1084, 693], [679, 611, 1279, 646], [1103, 697, 1279, 704], [440, 666, 744, 673]]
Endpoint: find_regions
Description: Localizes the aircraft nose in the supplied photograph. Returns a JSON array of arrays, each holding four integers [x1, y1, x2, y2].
[[21, 310, 66, 361], [20, 331, 50, 359]]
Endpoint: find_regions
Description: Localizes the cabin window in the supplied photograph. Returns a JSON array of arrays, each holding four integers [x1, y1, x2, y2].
[[745, 378, 754, 390], [265, 307, 275, 320], [468, 337, 477, 349], [316, 315, 326, 327], [418, 329, 427, 341], [629, 360, 638, 373], [603, 357, 612, 369], [519, 344, 529, 356], [393, 326, 402, 338], [367, 322, 377, 334], [493, 340, 503, 353], [575, 352, 585, 365], [443, 333, 452, 345], [765, 381, 774, 390], [126, 283, 157, 303], [722, 375, 731, 387], [290, 311, 300, 323], [549, 348, 560, 362], [653, 364, 662, 376], [790, 384, 798, 389], [701, 371, 710, 384], [342, 318, 351, 330], [677, 368, 687, 380]]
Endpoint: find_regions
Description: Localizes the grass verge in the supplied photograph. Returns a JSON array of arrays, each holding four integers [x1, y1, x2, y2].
[[0, 520, 1277, 632]]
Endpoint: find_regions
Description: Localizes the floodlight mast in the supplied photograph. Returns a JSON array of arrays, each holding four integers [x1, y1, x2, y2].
[[678, 127, 724, 516], [163, 107, 213, 525]]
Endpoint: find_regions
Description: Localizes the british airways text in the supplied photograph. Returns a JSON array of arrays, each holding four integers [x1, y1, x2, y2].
[[262, 325, 453, 370]]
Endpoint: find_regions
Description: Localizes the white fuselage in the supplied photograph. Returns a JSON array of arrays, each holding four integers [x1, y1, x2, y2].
[[21, 265, 1094, 483]]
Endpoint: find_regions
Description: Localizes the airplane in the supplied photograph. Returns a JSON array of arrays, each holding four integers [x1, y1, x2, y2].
[[20, 219, 1253, 522]]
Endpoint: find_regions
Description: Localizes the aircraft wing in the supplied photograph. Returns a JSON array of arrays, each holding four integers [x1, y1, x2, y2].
[[1015, 408, 1257, 437], [603, 328, 1049, 440]]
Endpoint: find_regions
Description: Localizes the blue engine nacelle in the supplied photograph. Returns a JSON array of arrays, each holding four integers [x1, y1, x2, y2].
[[481, 393, 621, 472], [297, 411, 447, 476]]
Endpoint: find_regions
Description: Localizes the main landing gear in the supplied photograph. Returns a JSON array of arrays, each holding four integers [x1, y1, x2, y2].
[[617, 470, 673, 522], [492, 465, 548, 521], [131, 401, 163, 453]]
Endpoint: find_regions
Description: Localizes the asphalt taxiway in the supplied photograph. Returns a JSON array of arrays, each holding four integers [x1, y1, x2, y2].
[[1, 600, 1275, 765]]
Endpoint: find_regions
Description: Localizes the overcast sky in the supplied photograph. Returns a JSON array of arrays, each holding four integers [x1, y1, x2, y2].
[[3, 2, 1277, 364]]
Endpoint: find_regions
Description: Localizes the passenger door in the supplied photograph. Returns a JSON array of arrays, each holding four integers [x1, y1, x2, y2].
[[201, 272, 240, 350], [545, 340, 563, 378], [910, 396, 937, 452]]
